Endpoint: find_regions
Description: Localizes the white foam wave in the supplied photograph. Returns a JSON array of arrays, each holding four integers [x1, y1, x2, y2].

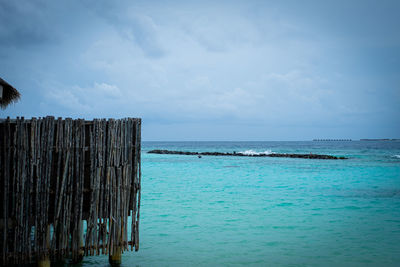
[[393, 155, 400, 159], [238, 149, 274, 155]]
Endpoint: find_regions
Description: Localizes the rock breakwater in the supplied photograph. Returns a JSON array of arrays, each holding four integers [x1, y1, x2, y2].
[[147, 150, 347, 160]]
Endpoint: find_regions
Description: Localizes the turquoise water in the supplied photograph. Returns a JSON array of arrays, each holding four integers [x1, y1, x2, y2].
[[83, 141, 400, 266]]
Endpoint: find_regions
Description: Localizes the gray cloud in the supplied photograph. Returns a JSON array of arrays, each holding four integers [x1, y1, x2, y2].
[[82, 0, 166, 58], [1, 0, 399, 140], [0, 0, 58, 46]]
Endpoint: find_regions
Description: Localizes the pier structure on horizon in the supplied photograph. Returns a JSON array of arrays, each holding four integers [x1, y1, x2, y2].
[[0, 116, 141, 266], [313, 139, 352, 141]]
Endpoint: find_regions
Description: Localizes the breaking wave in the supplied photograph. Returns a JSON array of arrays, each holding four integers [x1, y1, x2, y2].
[[393, 155, 400, 159], [238, 149, 274, 156]]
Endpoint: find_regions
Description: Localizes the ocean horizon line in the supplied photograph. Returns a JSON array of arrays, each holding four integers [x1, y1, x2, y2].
[[143, 139, 400, 142]]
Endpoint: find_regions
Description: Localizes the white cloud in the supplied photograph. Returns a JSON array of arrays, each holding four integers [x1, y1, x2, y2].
[[44, 81, 124, 116], [47, 88, 90, 111], [93, 82, 122, 98]]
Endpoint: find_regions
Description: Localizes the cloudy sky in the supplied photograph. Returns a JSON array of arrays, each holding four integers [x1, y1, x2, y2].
[[1, 0, 399, 140]]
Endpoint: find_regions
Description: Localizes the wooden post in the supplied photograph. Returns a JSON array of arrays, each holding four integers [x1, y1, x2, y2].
[[37, 225, 50, 267], [37, 256, 51, 267], [109, 247, 122, 266], [72, 220, 85, 263]]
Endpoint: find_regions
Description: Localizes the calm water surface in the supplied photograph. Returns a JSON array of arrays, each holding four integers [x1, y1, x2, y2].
[[82, 141, 400, 266]]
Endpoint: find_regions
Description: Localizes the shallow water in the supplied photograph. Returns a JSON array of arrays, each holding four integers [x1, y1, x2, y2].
[[82, 141, 400, 266]]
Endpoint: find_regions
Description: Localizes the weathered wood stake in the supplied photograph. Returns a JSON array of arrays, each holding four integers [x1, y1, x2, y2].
[[37, 225, 50, 267]]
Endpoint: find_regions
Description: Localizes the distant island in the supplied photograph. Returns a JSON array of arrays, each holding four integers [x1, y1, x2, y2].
[[312, 139, 400, 141], [360, 139, 400, 141]]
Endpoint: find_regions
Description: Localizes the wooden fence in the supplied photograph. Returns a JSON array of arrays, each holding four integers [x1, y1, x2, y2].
[[0, 116, 141, 265]]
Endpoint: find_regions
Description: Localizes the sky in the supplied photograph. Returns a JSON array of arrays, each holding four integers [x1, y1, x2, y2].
[[0, 0, 399, 141]]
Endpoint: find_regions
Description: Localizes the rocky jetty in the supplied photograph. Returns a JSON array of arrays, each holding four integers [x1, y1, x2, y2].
[[147, 149, 347, 160]]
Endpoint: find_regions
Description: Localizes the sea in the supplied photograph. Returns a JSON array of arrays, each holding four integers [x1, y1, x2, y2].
[[81, 141, 400, 267]]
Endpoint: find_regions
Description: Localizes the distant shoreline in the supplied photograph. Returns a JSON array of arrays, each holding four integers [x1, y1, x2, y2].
[[359, 139, 400, 141], [313, 139, 400, 141]]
